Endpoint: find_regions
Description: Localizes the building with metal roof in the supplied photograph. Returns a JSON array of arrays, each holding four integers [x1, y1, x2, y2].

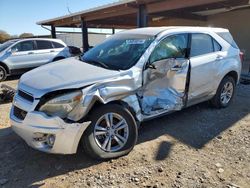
[[37, 0, 250, 59]]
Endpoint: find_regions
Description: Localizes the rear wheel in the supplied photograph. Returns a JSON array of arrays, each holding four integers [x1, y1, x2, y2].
[[211, 76, 235, 108], [82, 104, 138, 160], [0, 65, 7, 82]]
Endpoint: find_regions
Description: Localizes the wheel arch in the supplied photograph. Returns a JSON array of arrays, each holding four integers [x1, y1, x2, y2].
[[224, 70, 238, 83], [214, 70, 238, 96], [86, 99, 140, 124], [52, 56, 65, 62], [0, 62, 10, 74], [211, 71, 237, 108]]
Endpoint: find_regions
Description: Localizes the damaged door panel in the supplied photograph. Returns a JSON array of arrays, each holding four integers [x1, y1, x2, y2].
[[140, 33, 189, 116], [141, 58, 189, 115]]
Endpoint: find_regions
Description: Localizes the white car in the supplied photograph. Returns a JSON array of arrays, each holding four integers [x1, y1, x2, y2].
[[10, 27, 242, 160], [0, 38, 71, 81]]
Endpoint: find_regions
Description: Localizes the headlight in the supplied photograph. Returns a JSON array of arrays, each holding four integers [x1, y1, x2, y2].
[[39, 90, 82, 118]]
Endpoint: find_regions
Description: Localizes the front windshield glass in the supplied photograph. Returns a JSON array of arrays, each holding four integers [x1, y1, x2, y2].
[[81, 34, 155, 70], [0, 41, 15, 53]]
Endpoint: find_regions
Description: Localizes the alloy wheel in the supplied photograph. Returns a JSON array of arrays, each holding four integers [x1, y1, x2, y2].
[[220, 81, 234, 105], [94, 112, 129, 152], [0, 68, 4, 80]]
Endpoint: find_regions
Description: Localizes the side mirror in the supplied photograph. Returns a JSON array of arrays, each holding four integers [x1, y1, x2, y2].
[[8, 48, 17, 55], [145, 61, 157, 69], [11, 48, 18, 53], [5, 49, 12, 55], [146, 57, 170, 69]]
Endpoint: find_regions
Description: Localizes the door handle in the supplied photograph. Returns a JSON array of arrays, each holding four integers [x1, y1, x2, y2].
[[28, 52, 34, 55], [50, 50, 55, 52], [216, 55, 223, 60], [170, 65, 182, 71]]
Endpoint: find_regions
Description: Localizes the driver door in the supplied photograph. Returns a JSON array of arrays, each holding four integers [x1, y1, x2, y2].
[[141, 33, 190, 116]]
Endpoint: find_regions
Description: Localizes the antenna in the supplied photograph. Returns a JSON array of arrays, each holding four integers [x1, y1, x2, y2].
[[66, 1, 74, 32], [66, 2, 72, 14]]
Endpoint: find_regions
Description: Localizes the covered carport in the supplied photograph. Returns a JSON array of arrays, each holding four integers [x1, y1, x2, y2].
[[37, 0, 250, 60]]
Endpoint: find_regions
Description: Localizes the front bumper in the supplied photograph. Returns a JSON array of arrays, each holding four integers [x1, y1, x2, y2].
[[10, 106, 91, 154]]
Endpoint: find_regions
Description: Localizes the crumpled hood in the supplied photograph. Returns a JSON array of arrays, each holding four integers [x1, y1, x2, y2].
[[19, 57, 120, 98]]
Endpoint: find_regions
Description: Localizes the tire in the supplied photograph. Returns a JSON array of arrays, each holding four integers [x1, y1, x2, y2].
[[0, 65, 7, 82], [211, 76, 236, 108], [82, 104, 138, 160]]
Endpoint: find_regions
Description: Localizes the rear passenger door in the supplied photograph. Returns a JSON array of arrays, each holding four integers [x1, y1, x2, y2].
[[188, 33, 222, 105], [34, 40, 57, 66]]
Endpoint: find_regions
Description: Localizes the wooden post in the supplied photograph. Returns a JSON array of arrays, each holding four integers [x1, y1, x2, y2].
[[51, 25, 56, 38], [137, 4, 148, 28], [81, 18, 89, 52]]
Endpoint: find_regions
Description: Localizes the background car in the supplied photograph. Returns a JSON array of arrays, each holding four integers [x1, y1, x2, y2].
[[0, 38, 72, 81]]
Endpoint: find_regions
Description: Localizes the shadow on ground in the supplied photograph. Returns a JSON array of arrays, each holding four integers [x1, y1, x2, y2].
[[138, 84, 250, 160], [0, 84, 249, 187]]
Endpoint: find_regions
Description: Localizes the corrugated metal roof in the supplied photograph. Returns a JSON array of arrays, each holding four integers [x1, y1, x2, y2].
[[37, 0, 136, 25], [36, 0, 250, 27]]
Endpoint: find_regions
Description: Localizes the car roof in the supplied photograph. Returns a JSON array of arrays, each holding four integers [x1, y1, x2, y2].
[[119, 26, 229, 36], [5, 39, 21, 43], [5, 38, 66, 47], [16, 38, 63, 42]]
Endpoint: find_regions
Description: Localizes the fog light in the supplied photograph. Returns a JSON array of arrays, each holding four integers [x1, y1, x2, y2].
[[47, 134, 55, 147]]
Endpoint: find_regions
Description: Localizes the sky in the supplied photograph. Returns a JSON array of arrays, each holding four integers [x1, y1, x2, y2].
[[0, 0, 118, 36]]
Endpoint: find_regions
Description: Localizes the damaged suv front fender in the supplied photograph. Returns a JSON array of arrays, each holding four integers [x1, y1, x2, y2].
[[67, 69, 143, 122]]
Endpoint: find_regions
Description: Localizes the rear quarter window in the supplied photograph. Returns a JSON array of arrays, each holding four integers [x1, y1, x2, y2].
[[216, 32, 238, 49], [52, 41, 65, 48]]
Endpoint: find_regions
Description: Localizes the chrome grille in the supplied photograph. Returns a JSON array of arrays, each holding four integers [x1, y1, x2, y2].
[[18, 90, 34, 103], [13, 106, 27, 120]]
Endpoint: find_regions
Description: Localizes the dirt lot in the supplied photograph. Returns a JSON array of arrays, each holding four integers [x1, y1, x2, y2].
[[0, 77, 249, 188]]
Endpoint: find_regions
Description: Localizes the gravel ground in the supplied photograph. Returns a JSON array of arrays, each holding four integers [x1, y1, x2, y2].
[[0, 77, 249, 188]]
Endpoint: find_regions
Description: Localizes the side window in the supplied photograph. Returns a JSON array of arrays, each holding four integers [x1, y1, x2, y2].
[[11, 41, 35, 52], [190, 33, 214, 57], [213, 39, 221, 52], [52, 41, 65, 48], [36, 40, 53, 50], [150, 34, 188, 63]]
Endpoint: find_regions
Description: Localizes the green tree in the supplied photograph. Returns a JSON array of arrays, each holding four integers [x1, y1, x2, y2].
[[19, 33, 34, 38], [0, 30, 11, 43]]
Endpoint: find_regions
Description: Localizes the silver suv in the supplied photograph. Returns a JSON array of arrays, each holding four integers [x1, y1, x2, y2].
[[0, 38, 71, 81], [10, 27, 241, 160]]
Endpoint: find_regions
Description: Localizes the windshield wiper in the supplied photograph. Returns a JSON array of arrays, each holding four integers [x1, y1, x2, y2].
[[84, 59, 110, 69]]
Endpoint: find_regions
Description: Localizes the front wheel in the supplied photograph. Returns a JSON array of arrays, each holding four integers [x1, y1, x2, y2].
[[211, 76, 236, 108], [0, 65, 7, 82], [82, 104, 138, 160]]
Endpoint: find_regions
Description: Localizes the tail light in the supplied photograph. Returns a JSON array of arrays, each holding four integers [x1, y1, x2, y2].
[[240, 51, 244, 63]]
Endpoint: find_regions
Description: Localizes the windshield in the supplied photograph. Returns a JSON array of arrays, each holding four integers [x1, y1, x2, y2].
[[81, 34, 155, 70], [0, 40, 16, 53]]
